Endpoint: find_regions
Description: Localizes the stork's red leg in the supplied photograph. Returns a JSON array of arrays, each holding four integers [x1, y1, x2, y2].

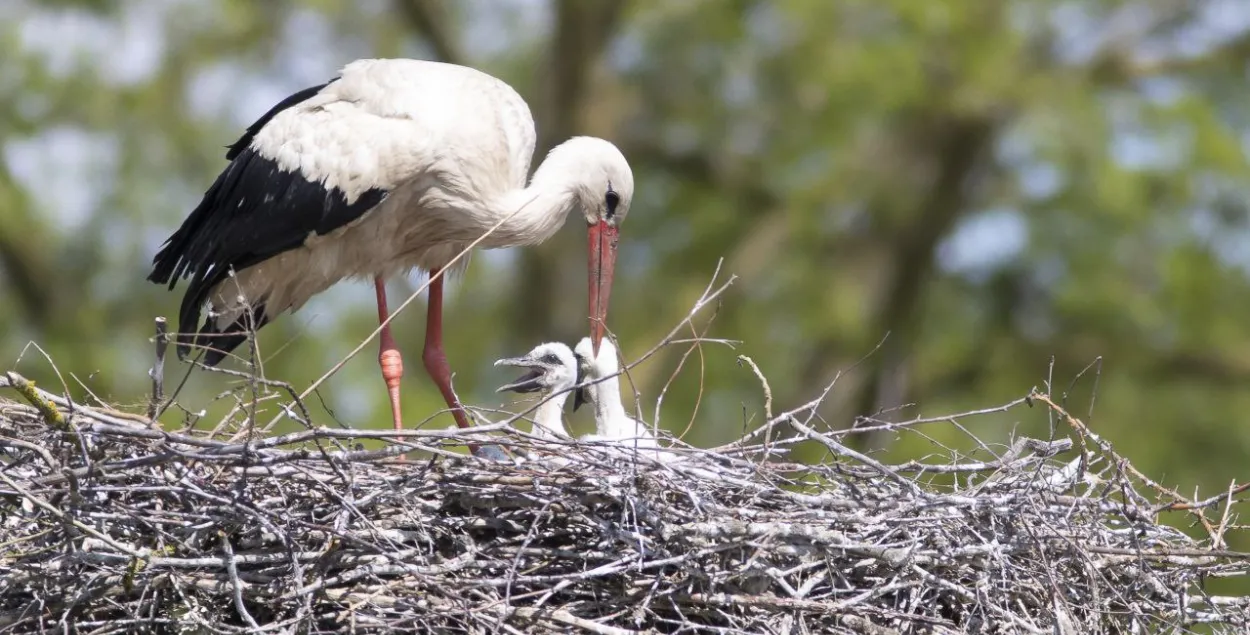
[[422, 274, 507, 460], [421, 274, 472, 430], [374, 277, 405, 434]]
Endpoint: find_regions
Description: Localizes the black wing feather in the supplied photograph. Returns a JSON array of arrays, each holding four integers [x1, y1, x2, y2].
[[149, 80, 387, 365], [197, 303, 270, 367]]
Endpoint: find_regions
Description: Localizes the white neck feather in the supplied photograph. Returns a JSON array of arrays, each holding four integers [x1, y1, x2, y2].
[[485, 176, 576, 248], [590, 375, 630, 436], [588, 377, 657, 447], [533, 391, 570, 439], [484, 137, 608, 248], [440, 136, 630, 252]]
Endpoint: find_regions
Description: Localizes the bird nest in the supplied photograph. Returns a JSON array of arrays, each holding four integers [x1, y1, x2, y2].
[[2, 361, 1249, 635]]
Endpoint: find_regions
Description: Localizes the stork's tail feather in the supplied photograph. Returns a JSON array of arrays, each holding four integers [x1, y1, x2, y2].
[[177, 305, 270, 367]]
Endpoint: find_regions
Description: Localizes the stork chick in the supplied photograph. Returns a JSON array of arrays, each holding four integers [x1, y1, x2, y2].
[[495, 342, 578, 440], [572, 337, 659, 450]]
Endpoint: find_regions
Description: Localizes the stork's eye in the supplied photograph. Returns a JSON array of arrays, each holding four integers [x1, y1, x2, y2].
[[541, 353, 561, 365], [605, 189, 620, 218]]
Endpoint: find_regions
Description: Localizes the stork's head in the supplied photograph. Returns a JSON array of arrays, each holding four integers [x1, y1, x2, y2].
[[571, 336, 620, 412], [494, 342, 580, 396], [544, 137, 634, 358]]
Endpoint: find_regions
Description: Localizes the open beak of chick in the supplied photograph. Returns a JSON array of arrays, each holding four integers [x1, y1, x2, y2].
[[494, 355, 548, 394]]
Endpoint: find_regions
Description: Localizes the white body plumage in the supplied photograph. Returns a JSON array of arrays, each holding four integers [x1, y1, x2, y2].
[[151, 58, 633, 366]]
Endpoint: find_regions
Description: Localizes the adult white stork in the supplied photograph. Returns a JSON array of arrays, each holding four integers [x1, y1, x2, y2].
[[494, 341, 579, 440], [148, 59, 632, 457]]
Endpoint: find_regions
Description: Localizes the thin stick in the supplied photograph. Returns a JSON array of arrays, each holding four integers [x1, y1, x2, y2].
[[4, 372, 65, 429], [220, 531, 263, 631], [148, 317, 168, 421]]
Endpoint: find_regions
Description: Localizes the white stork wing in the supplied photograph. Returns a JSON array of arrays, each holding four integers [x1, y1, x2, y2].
[[149, 79, 397, 363], [149, 59, 537, 365]]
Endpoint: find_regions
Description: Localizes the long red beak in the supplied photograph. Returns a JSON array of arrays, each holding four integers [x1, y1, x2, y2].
[[588, 219, 619, 357]]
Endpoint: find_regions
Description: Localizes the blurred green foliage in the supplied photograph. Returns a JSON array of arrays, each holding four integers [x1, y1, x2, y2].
[[3, 1, 1250, 515]]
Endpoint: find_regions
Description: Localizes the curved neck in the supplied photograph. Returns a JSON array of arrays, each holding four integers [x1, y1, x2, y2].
[[484, 163, 579, 248], [589, 377, 631, 436], [533, 390, 569, 438]]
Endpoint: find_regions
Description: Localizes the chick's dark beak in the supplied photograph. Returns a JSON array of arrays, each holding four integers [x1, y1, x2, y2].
[[494, 357, 545, 394]]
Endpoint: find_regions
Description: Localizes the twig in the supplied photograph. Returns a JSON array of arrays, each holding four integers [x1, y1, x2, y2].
[[1, 269, 1248, 634], [3, 371, 65, 429], [736, 355, 774, 457], [0, 469, 142, 558], [1030, 390, 1220, 536], [786, 415, 923, 495], [736, 356, 773, 422], [220, 531, 262, 631], [148, 317, 168, 421]]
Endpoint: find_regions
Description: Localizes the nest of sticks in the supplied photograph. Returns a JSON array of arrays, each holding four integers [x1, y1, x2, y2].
[[2, 359, 1249, 635], [0, 273, 1246, 633]]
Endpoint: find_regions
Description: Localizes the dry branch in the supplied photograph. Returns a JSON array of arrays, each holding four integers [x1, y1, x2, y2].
[[2, 374, 1249, 633]]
